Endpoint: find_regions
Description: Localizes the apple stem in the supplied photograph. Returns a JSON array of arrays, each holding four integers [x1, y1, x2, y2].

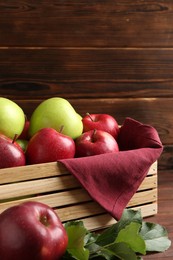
[[59, 125, 64, 134], [12, 134, 18, 144], [91, 129, 97, 142], [40, 215, 49, 227], [86, 112, 94, 122]]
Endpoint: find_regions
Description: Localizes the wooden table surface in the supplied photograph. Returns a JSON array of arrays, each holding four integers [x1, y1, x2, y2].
[[143, 170, 173, 259]]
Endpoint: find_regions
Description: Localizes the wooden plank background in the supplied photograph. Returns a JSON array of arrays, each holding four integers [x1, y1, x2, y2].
[[0, 1, 173, 170], [0, 1, 173, 258]]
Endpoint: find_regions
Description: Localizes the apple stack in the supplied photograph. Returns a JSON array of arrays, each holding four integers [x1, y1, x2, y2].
[[0, 97, 120, 169], [0, 97, 161, 260], [0, 96, 120, 259]]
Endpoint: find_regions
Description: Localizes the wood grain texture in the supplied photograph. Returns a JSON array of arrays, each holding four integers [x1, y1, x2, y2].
[[1, 80, 173, 99], [0, 1, 173, 47], [0, 162, 157, 231], [143, 170, 173, 259], [1, 48, 173, 99], [0, 0, 173, 257]]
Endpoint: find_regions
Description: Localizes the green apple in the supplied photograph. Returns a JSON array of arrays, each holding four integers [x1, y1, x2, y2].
[[0, 97, 25, 139], [29, 97, 83, 139], [16, 139, 28, 152]]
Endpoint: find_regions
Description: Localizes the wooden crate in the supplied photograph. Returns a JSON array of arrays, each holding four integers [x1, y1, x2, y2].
[[0, 161, 157, 231]]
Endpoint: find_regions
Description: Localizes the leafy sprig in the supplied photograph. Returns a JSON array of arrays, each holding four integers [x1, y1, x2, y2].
[[62, 209, 171, 260]]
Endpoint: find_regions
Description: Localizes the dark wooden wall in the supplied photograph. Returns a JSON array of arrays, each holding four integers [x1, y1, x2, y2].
[[0, 1, 173, 171]]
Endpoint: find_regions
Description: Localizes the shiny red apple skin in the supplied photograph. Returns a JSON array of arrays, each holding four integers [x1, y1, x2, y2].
[[26, 127, 75, 164], [75, 129, 119, 157], [0, 201, 68, 260], [82, 113, 120, 139], [19, 120, 30, 140], [0, 134, 26, 169]]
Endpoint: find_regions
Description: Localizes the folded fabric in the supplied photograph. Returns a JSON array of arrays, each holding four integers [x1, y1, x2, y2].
[[59, 117, 163, 220]]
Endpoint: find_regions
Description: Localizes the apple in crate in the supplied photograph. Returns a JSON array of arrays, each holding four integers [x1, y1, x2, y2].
[[75, 129, 119, 157], [26, 127, 75, 164], [0, 97, 25, 139], [16, 139, 28, 152], [0, 201, 68, 260], [0, 134, 26, 169], [18, 119, 30, 140], [29, 97, 83, 140], [82, 113, 119, 139]]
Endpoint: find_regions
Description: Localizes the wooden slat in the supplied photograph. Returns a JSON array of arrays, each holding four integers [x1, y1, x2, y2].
[[146, 161, 157, 176], [57, 201, 105, 222], [1, 187, 157, 222], [127, 189, 157, 207], [0, 188, 91, 214], [0, 171, 157, 201], [1, 49, 173, 84], [1, 81, 173, 100], [138, 175, 157, 191], [0, 175, 77, 200], [0, 186, 158, 214], [0, 160, 157, 185], [0, 152, 158, 231], [55, 189, 157, 222], [77, 203, 158, 231], [0, 162, 68, 184], [0, 1, 172, 48]]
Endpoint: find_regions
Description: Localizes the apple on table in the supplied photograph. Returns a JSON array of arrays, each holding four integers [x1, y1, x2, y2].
[[0, 201, 68, 260]]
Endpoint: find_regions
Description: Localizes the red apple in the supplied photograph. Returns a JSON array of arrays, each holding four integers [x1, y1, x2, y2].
[[0, 134, 26, 169], [75, 129, 119, 157], [26, 127, 75, 164], [0, 201, 68, 260], [82, 113, 120, 139], [19, 119, 30, 140]]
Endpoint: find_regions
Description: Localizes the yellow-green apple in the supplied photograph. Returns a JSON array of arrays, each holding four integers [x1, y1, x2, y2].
[[82, 113, 119, 139], [0, 201, 68, 260], [0, 134, 26, 169], [0, 97, 25, 139], [75, 129, 119, 157], [26, 127, 75, 164], [28, 97, 83, 139]]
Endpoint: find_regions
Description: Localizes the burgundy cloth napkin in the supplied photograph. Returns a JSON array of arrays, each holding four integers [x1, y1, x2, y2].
[[59, 117, 163, 220]]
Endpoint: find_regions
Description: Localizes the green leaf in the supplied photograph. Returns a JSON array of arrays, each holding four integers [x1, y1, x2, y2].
[[62, 210, 171, 260], [64, 221, 89, 260], [102, 242, 138, 260], [95, 209, 142, 246], [115, 222, 146, 255], [84, 232, 99, 246], [140, 222, 171, 252], [119, 209, 143, 228]]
